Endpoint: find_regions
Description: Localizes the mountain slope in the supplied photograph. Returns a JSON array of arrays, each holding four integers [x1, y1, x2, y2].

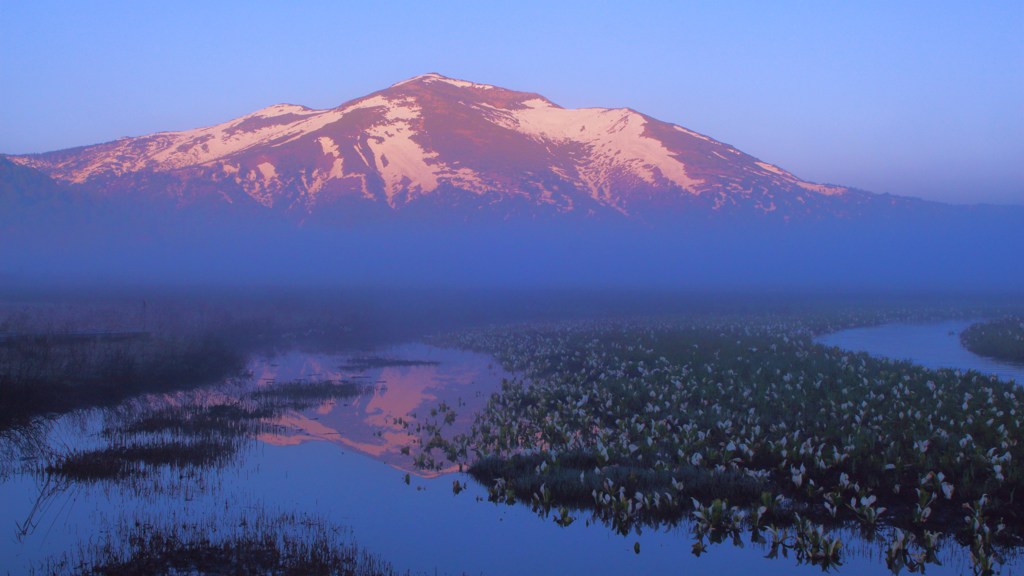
[[5, 73, 882, 222], [2, 75, 1023, 290]]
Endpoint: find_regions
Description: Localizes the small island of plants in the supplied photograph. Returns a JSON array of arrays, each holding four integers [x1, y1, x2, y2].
[[961, 317, 1024, 364]]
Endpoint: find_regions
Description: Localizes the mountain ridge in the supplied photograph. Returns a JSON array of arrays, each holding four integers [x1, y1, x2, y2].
[[4, 73, 892, 223]]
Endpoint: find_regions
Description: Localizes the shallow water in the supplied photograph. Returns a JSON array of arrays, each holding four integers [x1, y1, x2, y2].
[[249, 343, 506, 474], [2, 429, 974, 576], [817, 318, 1024, 384], [0, 340, 1009, 575]]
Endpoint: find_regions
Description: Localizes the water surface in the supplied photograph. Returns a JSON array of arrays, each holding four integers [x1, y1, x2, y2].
[[817, 318, 1024, 384], [0, 340, 1003, 575], [250, 343, 504, 474]]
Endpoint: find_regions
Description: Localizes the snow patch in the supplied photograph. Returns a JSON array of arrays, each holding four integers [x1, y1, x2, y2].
[[489, 98, 702, 200], [248, 103, 314, 119], [363, 97, 440, 204], [317, 136, 340, 158], [256, 162, 278, 181], [797, 181, 846, 196], [240, 163, 281, 207], [315, 136, 345, 190], [391, 73, 496, 90], [436, 166, 487, 194], [390, 73, 444, 87], [428, 76, 495, 90], [303, 156, 346, 197], [755, 161, 791, 178], [340, 95, 392, 114], [353, 141, 373, 169], [673, 125, 712, 143], [325, 157, 345, 181]]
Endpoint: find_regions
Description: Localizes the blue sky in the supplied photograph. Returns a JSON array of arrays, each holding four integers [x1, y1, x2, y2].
[[1, 1, 1021, 204]]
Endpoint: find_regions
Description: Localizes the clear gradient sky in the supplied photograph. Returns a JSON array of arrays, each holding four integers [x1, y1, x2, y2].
[[1, 1, 1021, 204]]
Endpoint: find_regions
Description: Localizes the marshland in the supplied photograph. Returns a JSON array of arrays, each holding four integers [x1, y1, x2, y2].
[[1, 289, 1023, 575], [961, 317, 1024, 365]]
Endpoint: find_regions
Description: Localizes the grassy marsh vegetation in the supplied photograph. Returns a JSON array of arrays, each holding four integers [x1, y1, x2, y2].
[[9, 375, 380, 574], [45, 379, 366, 483], [0, 332, 248, 430], [962, 317, 1024, 364], [41, 510, 409, 576], [0, 289, 443, 432], [4, 291, 1024, 574], [424, 316, 1022, 573]]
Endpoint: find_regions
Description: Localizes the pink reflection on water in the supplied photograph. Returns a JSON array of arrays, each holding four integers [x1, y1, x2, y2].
[[252, 343, 507, 476]]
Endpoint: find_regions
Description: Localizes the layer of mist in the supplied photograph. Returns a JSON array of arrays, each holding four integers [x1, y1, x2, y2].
[[3, 206, 1023, 293]]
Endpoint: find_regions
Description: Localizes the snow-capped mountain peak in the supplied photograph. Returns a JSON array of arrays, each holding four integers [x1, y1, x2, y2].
[[390, 72, 498, 91], [6, 73, 851, 219]]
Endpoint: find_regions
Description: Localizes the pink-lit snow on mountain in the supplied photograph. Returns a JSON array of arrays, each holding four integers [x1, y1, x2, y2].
[[7, 73, 851, 219]]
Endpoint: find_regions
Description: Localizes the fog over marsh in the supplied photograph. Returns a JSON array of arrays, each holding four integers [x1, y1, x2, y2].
[[4, 202, 1023, 292]]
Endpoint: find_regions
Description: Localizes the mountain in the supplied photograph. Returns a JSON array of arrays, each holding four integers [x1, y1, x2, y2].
[[3, 73, 902, 223], [2, 73, 1021, 290]]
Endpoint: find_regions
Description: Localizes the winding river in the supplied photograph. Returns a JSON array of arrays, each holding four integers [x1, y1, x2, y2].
[[816, 318, 1024, 384]]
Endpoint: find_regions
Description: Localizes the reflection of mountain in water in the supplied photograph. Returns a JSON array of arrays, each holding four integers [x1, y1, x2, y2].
[[250, 343, 507, 475]]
